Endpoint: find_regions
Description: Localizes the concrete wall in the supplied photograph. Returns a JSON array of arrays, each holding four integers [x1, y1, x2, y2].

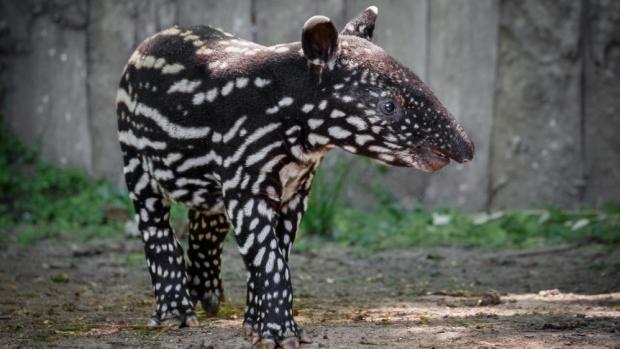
[[491, 0, 584, 209], [1, 0, 618, 210]]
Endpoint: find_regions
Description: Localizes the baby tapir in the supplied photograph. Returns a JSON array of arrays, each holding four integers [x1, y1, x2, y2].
[[116, 6, 473, 348]]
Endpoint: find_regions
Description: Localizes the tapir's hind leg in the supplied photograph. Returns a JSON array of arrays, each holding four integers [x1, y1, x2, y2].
[[186, 209, 229, 316], [122, 153, 197, 327]]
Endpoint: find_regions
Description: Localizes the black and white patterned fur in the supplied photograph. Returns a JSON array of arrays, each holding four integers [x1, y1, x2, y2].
[[116, 6, 474, 348]]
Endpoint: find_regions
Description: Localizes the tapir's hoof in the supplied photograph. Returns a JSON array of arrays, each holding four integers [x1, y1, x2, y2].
[[299, 329, 313, 344], [243, 323, 254, 337], [244, 320, 309, 348], [279, 336, 301, 349], [147, 316, 160, 327], [146, 313, 199, 328], [256, 338, 277, 349], [183, 315, 199, 327], [247, 329, 308, 348], [201, 293, 221, 317]]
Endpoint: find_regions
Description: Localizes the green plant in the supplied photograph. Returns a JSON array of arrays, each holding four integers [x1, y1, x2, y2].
[[0, 127, 132, 245], [326, 206, 620, 251], [301, 158, 354, 236]]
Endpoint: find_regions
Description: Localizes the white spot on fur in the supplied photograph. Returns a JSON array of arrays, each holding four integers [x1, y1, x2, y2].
[[330, 109, 346, 118], [265, 251, 276, 273], [196, 46, 213, 55], [266, 106, 279, 114], [221, 81, 234, 96], [278, 97, 293, 107], [253, 246, 266, 266], [355, 134, 374, 146], [301, 104, 315, 113], [346, 116, 367, 130], [238, 233, 254, 255], [235, 77, 249, 88], [343, 145, 357, 153], [161, 63, 185, 74], [167, 79, 201, 94], [328, 126, 352, 139], [308, 133, 329, 146], [206, 88, 218, 102], [123, 158, 140, 174], [257, 225, 270, 243], [160, 27, 181, 36], [254, 77, 271, 88], [307, 119, 324, 129], [192, 92, 205, 105]]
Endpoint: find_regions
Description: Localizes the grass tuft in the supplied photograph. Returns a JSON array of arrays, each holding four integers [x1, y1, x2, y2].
[[0, 128, 132, 245], [301, 164, 620, 251]]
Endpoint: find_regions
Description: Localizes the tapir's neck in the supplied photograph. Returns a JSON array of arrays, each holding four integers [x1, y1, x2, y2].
[[261, 42, 317, 105], [258, 42, 337, 158]]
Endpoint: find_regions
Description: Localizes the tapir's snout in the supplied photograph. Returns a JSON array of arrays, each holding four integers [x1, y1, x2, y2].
[[412, 114, 474, 172], [448, 122, 474, 164], [435, 108, 475, 164]]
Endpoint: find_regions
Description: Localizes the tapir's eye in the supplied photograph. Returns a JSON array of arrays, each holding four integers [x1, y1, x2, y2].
[[380, 100, 395, 114]]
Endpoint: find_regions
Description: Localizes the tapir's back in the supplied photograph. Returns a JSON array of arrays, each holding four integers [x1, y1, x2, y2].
[[116, 25, 270, 155]]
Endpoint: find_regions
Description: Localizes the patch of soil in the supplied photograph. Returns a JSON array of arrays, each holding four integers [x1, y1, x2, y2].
[[0, 239, 619, 348]]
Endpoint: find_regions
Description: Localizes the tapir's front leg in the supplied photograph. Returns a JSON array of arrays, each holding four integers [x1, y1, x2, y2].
[[276, 190, 310, 262], [224, 191, 303, 348]]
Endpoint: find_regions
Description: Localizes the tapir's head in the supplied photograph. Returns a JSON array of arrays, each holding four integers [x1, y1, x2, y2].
[[300, 6, 474, 172]]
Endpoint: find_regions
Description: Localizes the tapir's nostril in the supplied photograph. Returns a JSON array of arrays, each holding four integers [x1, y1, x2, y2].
[[451, 134, 474, 163], [459, 139, 474, 163]]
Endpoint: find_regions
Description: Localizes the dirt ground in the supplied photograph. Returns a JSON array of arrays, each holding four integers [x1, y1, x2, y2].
[[0, 237, 619, 349]]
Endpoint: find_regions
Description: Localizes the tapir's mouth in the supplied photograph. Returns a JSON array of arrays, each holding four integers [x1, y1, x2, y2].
[[413, 145, 451, 172]]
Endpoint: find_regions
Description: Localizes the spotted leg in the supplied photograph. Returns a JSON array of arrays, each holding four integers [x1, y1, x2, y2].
[[123, 158, 197, 327], [277, 186, 313, 262], [272, 190, 312, 345], [225, 192, 303, 348], [186, 209, 229, 316]]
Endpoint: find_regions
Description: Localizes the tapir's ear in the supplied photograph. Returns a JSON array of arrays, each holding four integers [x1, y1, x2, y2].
[[341, 6, 378, 41], [302, 15, 339, 67]]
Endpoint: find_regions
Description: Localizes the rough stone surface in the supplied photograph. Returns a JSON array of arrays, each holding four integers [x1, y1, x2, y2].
[[1, 1, 619, 209], [583, 0, 620, 207], [88, 1, 135, 184], [133, 0, 178, 41], [255, 0, 345, 46], [424, 0, 499, 210], [177, 0, 252, 39], [346, 0, 428, 80], [87, 1, 178, 185], [490, 0, 584, 209], [1, 0, 92, 172]]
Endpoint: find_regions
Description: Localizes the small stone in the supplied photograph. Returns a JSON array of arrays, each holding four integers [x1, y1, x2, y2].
[[477, 290, 501, 306]]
